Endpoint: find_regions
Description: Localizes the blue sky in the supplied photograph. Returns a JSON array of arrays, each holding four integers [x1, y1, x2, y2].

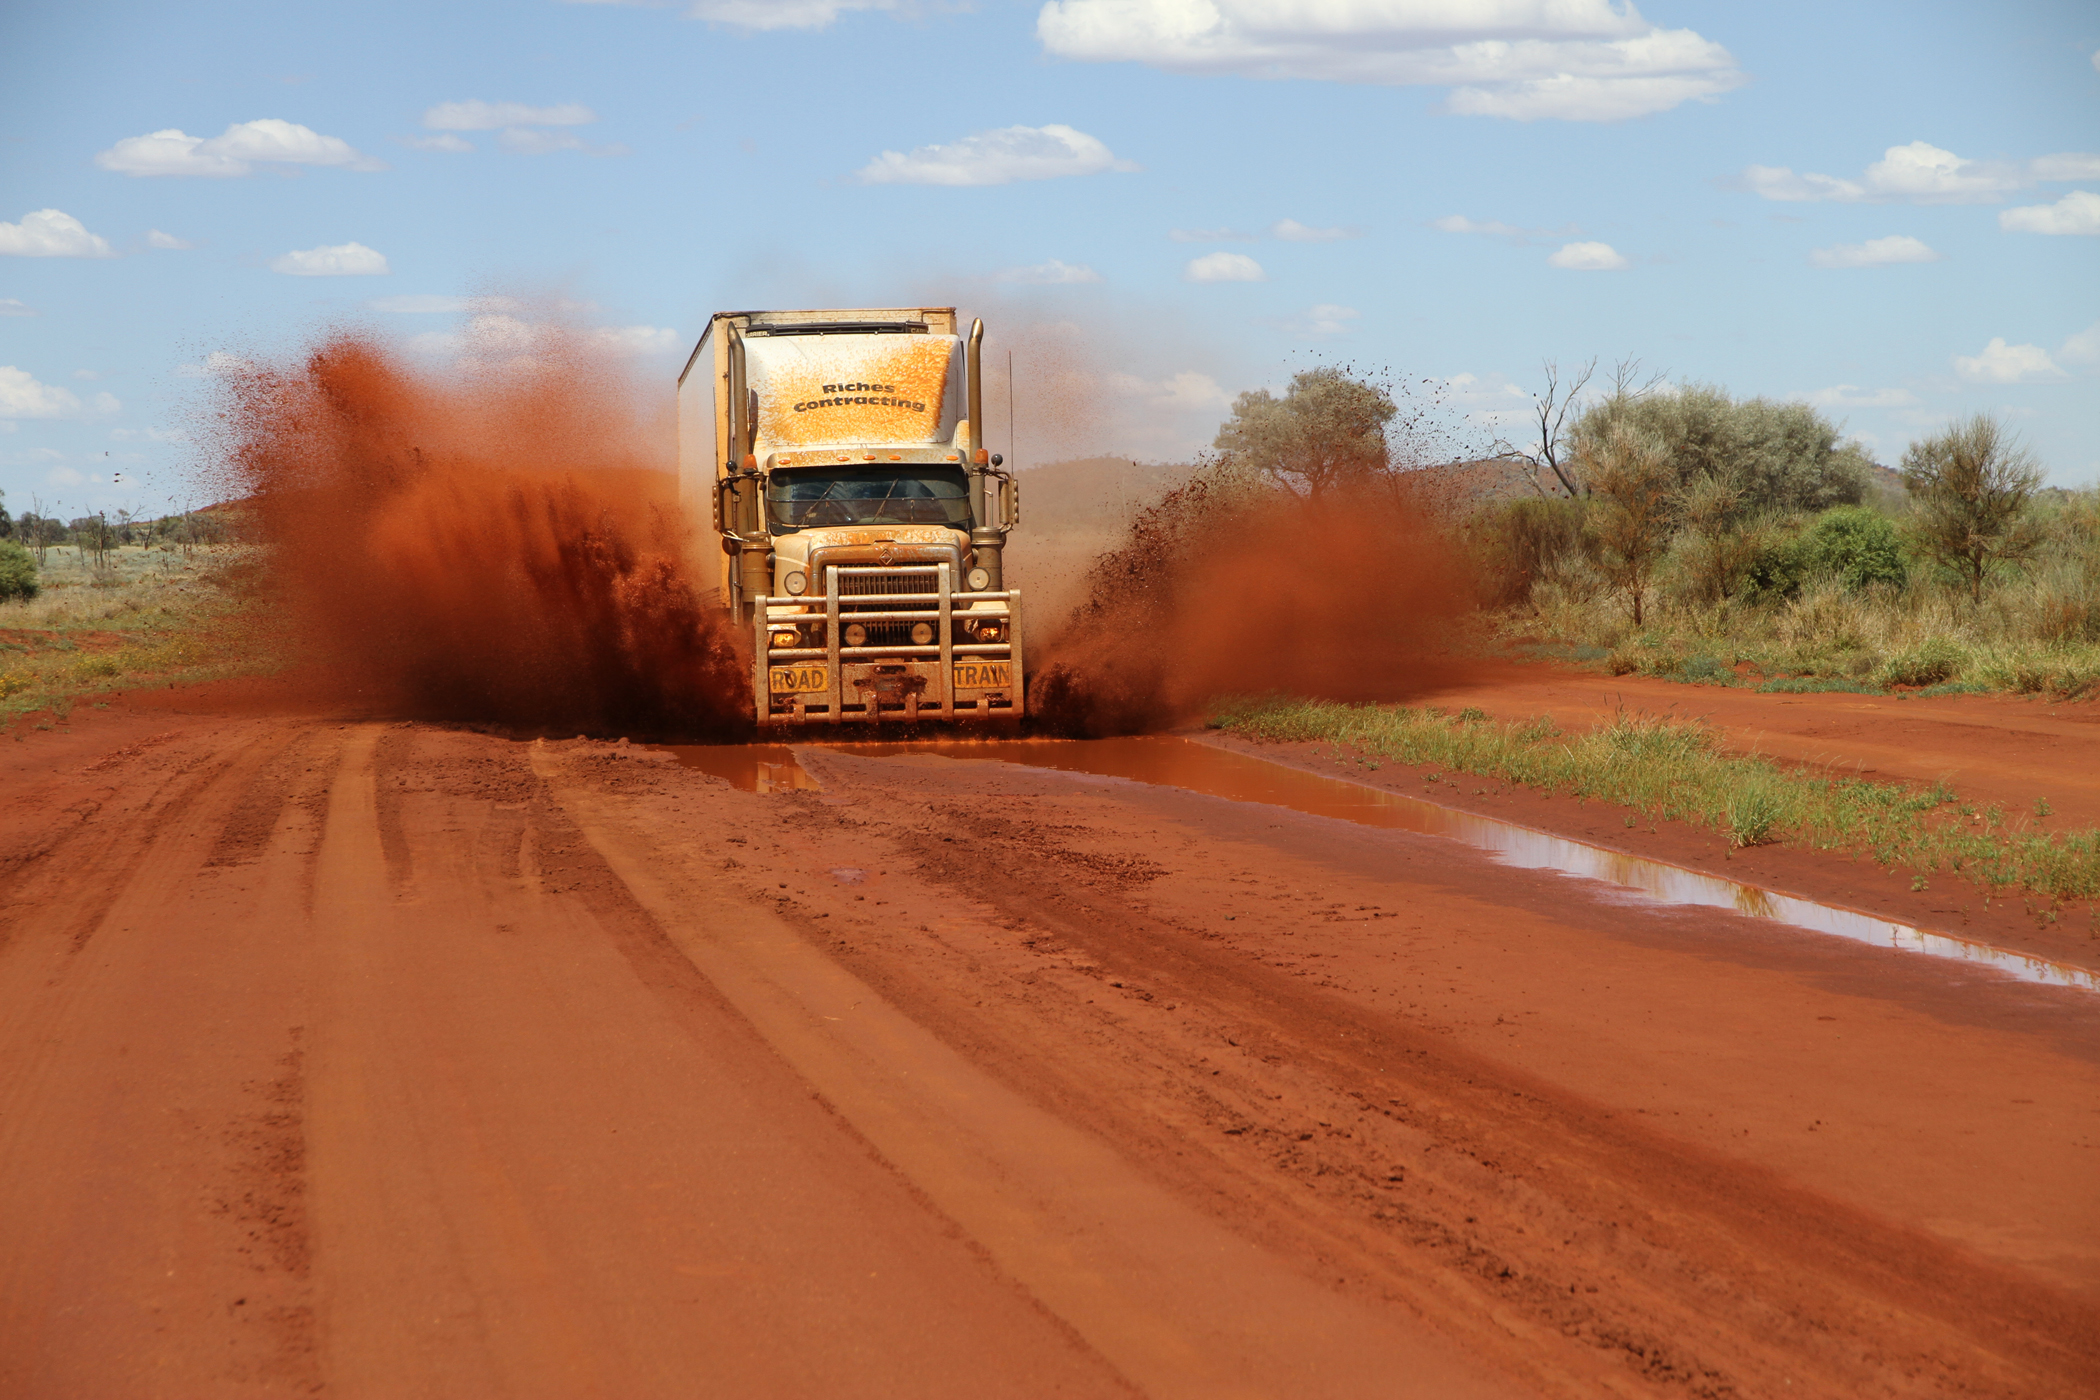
[[3, 0, 2096, 521]]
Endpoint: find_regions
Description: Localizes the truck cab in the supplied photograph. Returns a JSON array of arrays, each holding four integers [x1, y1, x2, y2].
[[678, 307, 1021, 725]]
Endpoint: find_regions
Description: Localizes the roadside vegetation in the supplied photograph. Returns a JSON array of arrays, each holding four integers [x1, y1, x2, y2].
[[1210, 696, 2100, 911], [0, 498, 264, 734], [1475, 367, 2100, 701]]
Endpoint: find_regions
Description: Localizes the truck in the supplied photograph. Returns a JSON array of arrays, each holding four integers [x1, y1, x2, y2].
[[678, 307, 1022, 726]]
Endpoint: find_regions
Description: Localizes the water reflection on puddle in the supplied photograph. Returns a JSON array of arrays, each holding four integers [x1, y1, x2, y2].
[[663, 736, 2100, 995]]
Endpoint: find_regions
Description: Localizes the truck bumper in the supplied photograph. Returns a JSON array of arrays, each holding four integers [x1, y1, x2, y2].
[[753, 564, 1023, 725]]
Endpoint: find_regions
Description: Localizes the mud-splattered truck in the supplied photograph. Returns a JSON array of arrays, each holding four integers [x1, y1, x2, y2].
[[679, 307, 1021, 725]]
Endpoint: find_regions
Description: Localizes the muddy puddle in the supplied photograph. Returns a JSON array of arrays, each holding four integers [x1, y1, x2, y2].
[[666, 735, 2100, 995]]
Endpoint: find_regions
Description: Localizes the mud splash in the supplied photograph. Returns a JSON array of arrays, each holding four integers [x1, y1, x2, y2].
[[1029, 471, 1479, 736], [210, 331, 749, 735]]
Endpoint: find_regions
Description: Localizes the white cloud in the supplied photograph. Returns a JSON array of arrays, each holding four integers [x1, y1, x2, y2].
[[1184, 251, 1266, 282], [2000, 189, 2100, 236], [0, 209, 115, 258], [684, 0, 906, 30], [1036, 0, 1745, 122], [1953, 338, 2065, 385], [1739, 142, 2100, 205], [145, 229, 194, 250], [1270, 218, 1356, 241], [1794, 384, 1920, 409], [2056, 322, 2100, 367], [1547, 240, 1627, 270], [0, 366, 84, 419], [1807, 234, 1940, 268], [421, 101, 597, 131], [95, 120, 385, 177], [176, 351, 258, 379], [366, 294, 523, 314], [400, 134, 475, 153], [270, 242, 390, 276], [410, 314, 678, 362], [1434, 214, 1522, 237], [1433, 213, 1580, 242], [995, 259, 1103, 284], [0, 298, 37, 317], [48, 466, 85, 485], [856, 124, 1137, 186], [1283, 303, 1359, 337], [591, 324, 680, 356], [1107, 370, 1230, 413]]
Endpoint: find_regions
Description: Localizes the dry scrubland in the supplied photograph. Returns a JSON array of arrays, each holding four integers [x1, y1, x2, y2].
[[0, 543, 259, 733]]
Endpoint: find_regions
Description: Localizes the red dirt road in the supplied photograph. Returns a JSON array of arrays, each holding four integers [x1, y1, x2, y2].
[[1, 699, 2096, 1398]]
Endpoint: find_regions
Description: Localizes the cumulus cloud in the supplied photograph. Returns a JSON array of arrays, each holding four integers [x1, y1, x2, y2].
[[176, 351, 259, 379], [994, 259, 1103, 284], [1106, 369, 1231, 413], [856, 124, 1137, 185], [2000, 189, 2100, 236], [0, 299, 36, 317], [400, 134, 475, 153], [1546, 240, 1627, 270], [270, 242, 390, 276], [683, 0, 907, 30], [95, 120, 385, 176], [1036, 0, 1746, 122], [1807, 234, 1939, 268], [0, 366, 85, 419], [1739, 142, 2100, 205], [1184, 251, 1266, 281], [421, 100, 597, 131], [2059, 322, 2100, 367], [1953, 338, 2065, 385], [410, 314, 679, 362], [1283, 303, 1359, 337], [1793, 384, 1919, 409], [1270, 218, 1356, 241], [1434, 213, 1581, 242], [0, 209, 115, 258], [145, 229, 194, 250], [366, 294, 523, 314]]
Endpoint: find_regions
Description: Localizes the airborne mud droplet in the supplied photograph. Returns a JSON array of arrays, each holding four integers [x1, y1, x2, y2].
[[210, 330, 750, 737], [1031, 471, 1482, 735]]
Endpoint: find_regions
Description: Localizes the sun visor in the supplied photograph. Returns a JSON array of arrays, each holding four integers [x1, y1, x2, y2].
[[747, 333, 963, 453]]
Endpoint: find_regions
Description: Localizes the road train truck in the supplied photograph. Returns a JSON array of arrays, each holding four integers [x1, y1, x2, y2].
[[679, 307, 1021, 725]]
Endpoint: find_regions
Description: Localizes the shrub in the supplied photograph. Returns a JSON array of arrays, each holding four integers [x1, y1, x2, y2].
[[1741, 529, 1808, 602], [0, 539, 38, 601], [1879, 638, 1963, 688], [1474, 496, 1586, 606], [1802, 506, 1907, 590]]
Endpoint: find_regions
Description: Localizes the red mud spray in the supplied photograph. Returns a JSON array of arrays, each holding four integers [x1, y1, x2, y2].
[[210, 330, 1475, 739]]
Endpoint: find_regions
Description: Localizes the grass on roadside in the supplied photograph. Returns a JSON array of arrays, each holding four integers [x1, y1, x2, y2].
[[1208, 695, 2100, 909], [0, 545, 274, 732]]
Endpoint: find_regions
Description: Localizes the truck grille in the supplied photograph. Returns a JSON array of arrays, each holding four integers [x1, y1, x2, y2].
[[840, 571, 937, 598]]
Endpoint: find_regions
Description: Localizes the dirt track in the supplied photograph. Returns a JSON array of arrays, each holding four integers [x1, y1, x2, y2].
[[2, 691, 2097, 1398]]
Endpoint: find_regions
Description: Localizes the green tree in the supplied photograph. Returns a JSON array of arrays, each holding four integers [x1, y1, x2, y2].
[[1212, 366, 1396, 503], [0, 538, 37, 601], [1901, 414, 2044, 604], [1581, 422, 1676, 625], [1573, 383, 1870, 513], [1801, 505, 1907, 590]]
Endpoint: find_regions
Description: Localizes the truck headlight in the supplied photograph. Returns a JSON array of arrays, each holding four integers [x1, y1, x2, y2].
[[783, 570, 807, 596], [768, 627, 799, 650], [910, 622, 934, 645], [843, 623, 867, 647]]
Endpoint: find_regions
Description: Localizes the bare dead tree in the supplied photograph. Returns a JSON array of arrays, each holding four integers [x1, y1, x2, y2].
[[1504, 358, 1595, 498]]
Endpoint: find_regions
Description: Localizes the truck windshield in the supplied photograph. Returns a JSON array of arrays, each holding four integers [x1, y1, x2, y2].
[[767, 466, 972, 530]]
